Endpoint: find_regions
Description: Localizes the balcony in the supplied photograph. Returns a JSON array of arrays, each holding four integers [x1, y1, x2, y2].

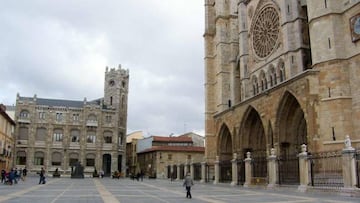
[[86, 120, 98, 127], [17, 140, 28, 146], [69, 142, 80, 150], [18, 118, 30, 124], [102, 143, 113, 151]]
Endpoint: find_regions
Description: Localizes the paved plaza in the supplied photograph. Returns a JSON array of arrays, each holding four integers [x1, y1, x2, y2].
[[0, 176, 358, 203]]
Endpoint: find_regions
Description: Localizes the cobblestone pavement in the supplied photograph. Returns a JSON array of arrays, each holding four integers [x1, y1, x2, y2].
[[0, 176, 358, 203]]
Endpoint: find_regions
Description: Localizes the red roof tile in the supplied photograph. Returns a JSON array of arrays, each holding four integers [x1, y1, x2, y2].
[[152, 136, 192, 143], [138, 146, 204, 154]]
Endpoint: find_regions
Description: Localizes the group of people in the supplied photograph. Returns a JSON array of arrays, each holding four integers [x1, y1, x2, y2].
[[1, 167, 27, 185]]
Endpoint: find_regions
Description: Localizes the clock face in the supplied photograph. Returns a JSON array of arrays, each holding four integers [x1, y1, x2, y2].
[[354, 17, 360, 35], [109, 80, 115, 87]]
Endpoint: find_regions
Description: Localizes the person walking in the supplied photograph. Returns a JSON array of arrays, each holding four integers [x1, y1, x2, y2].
[[39, 167, 45, 184], [22, 167, 27, 181], [1, 169, 6, 183], [183, 173, 194, 199]]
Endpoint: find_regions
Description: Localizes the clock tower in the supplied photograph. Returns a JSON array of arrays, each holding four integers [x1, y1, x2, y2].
[[104, 64, 129, 111]]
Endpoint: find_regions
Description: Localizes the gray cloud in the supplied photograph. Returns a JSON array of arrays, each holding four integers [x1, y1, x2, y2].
[[0, 0, 205, 136]]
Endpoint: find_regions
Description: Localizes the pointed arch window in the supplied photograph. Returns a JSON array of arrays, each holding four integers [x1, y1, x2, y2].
[[279, 62, 286, 82], [260, 71, 267, 91], [252, 76, 259, 95], [269, 66, 277, 87]]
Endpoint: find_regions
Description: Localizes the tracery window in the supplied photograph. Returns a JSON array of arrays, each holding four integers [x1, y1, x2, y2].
[[252, 6, 280, 58]]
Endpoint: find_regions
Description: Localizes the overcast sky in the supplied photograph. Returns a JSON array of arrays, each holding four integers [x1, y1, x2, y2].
[[0, 0, 205, 137]]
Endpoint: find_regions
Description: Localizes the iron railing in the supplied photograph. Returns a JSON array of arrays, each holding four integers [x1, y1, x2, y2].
[[309, 151, 343, 188]]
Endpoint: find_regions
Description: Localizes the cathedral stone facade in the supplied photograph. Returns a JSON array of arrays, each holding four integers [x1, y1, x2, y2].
[[204, 0, 360, 183], [14, 66, 129, 176]]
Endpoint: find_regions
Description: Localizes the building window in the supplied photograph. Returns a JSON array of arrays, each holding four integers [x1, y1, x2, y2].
[[104, 136, 112, 143], [86, 154, 96, 166], [56, 113, 63, 121], [168, 154, 172, 160], [53, 129, 63, 142], [118, 132, 123, 145], [87, 135, 96, 143], [73, 113, 79, 121], [19, 110, 29, 119], [34, 152, 44, 165], [187, 155, 191, 160], [69, 158, 78, 167], [18, 127, 29, 140], [39, 112, 46, 119], [36, 127, 47, 141], [52, 152, 62, 166], [86, 159, 95, 166], [70, 129, 80, 142], [16, 151, 26, 165], [105, 115, 112, 123]]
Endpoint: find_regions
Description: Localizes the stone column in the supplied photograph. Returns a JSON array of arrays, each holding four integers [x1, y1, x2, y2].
[[267, 148, 278, 188], [244, 152, 252, 187], [342, 135, 357, 188], [184, 159, 189, 175], [231, 153, 238, 186], [176, 163, 181, 180], [201, 160, 206, 183], [190, 159, 194, 180], [298, 144, 310, 192], [213, 156, 219, 184]]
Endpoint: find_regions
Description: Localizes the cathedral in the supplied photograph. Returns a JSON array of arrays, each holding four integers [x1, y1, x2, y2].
[[204, 0, 360, 185], [13, 66, 129, 176]]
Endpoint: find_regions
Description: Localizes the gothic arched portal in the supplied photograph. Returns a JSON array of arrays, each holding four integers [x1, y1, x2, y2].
[[218, 124, 232, 182], [240, 107, 267, 178], [276, 91, 307, 185]]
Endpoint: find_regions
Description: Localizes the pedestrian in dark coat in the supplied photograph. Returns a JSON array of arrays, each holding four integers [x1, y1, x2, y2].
[[39, 167, 45, 184], [183, 173, 194, 199]]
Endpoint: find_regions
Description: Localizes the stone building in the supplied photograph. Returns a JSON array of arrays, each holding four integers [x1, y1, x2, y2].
[[137, 134, 205, 179], [13, 66, 129, 176], [0, 104, 15, 171], [204, 0, 360, 185], [126, 131, 144, 176]]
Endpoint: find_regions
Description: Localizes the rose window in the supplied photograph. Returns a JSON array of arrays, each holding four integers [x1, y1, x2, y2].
[[252, 6, 280, 58]]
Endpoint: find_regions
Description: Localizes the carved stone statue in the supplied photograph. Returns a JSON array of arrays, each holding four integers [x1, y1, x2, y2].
[[71, 161, 84, 179]]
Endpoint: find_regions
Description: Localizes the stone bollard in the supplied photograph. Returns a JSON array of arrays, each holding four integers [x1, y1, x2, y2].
[[298, 144, 309, 192], [244, 152, 252, 188], [342, 135, 357, 188], [267, 148, 278, 188], [231, 153, 238, 186], [214, 156, 219, 185], [201, 159, 206, 183]]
